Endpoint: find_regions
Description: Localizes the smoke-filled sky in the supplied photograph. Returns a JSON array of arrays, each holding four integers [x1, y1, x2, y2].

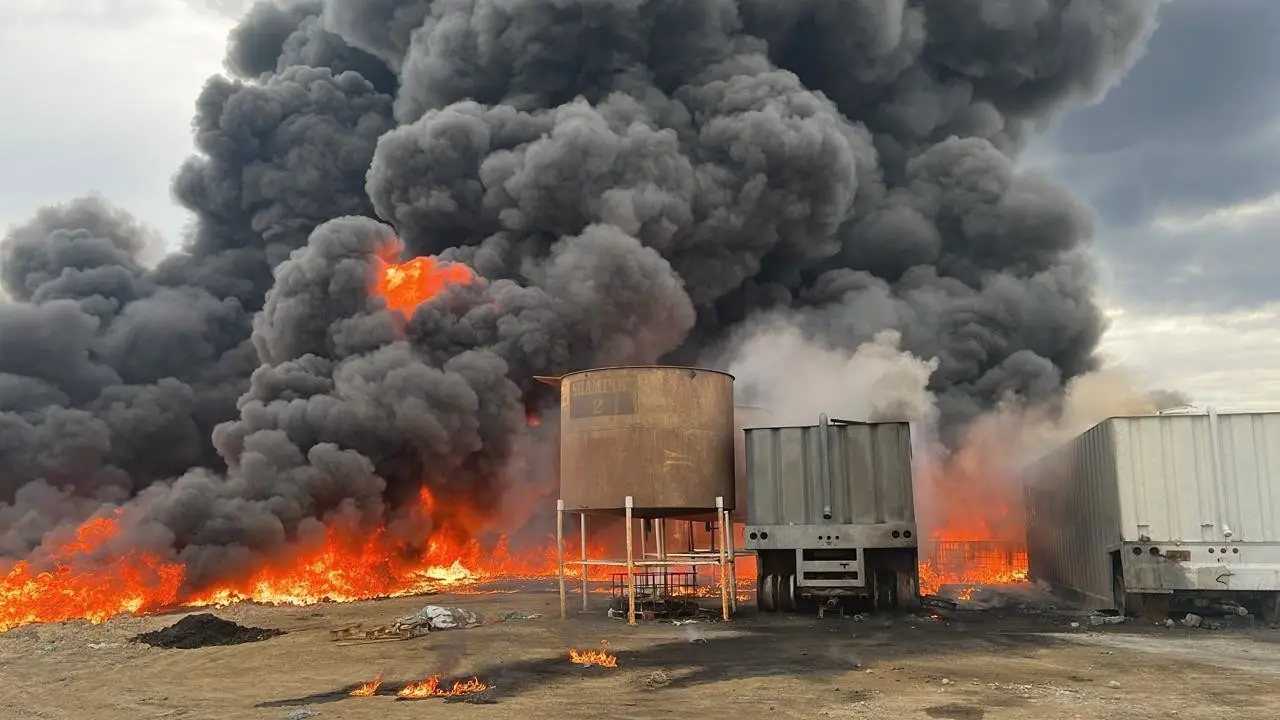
[[5, 0, 1272, 414], [0, 0, 1274, 594]]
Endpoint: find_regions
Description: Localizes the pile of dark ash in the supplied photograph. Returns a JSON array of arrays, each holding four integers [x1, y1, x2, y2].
[[132, 613, 285, 649]]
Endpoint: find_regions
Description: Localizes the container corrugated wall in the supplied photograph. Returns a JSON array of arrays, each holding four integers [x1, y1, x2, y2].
[[1025, 411, 1280, 608], [1025, 420, 1124, 608], [745, 421, 914, 527], [1110, 413, 1280, 543]]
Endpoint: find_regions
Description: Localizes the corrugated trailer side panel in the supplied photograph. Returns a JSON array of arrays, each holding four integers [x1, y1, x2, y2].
[[1025, 420, 1124, 609], [1028, 412, 1280, 610], [1110, 413, 1280, 544], [1218, 413, 1280, 541], [745, 422, 914, 526]]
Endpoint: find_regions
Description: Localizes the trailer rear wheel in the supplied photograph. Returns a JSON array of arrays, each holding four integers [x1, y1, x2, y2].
[[780, 573, 798, 612], [757, 574, 778, 613], [1112, 572, 1130, 616], [873, 570, 897, 610]]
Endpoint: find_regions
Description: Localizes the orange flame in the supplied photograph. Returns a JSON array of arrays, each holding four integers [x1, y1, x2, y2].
[[0, 492, 780, 630], [0, 487, 616, 632], [0, 246, 768, 633], [349, 673, 383, 697], [569, 640, 618, 668], [397, 675, 488, 698], [914, 430, 1030, 597], [375, 253, 475, 316]]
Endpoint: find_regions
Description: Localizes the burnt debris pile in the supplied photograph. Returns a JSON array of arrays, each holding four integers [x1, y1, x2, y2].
[[131, 613, 286, 649]]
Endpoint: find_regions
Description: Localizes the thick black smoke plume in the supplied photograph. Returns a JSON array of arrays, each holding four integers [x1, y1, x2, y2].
[[0, 0, 1160, 588]]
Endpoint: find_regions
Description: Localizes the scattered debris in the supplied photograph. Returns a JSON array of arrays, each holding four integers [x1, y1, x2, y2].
[[395, 605, 485, 634], [1220, 603, 1250, 617], [329, 624, 410, 642], [922, 596, 960, 612], [1181, 613, 1203, 628], [132, 614, 285, 649], [493, 610, 542, 622], [87, 642, 121, 650], [284, 709, 320, 719], [606, 596, 704, 620], [330, 604, 500, 642], [1088, 614, 1126, 626], [940, 678, 954, 686], [643, 670, 672, 689]]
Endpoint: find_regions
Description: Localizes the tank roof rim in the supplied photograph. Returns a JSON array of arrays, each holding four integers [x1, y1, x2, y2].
[[558, 365, 735, 380]]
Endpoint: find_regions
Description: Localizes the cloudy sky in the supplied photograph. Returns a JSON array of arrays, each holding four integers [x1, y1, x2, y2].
[[1, 0, 1276, 411]]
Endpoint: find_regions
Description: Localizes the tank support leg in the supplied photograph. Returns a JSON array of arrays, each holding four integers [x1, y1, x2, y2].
[[625, 496, 636, 626], [717, 496, 730, 621], [656, 518, 668, 597], [580, 513, 588, 611], [556, 499, 566, 620], [725, 510, 737, 613]]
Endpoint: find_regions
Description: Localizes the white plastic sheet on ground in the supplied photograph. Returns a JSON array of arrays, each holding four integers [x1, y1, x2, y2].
[[389, 605, 542, 637]]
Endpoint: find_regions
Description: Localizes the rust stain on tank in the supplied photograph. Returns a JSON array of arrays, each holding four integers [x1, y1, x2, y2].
[[555, 366, 735, 517]]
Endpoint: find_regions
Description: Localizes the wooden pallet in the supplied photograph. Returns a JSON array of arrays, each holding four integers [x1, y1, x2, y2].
[[328, 623, 413, 642]]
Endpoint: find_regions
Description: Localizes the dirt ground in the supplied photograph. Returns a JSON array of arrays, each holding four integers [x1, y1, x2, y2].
[[3, 585, 1280, 720]]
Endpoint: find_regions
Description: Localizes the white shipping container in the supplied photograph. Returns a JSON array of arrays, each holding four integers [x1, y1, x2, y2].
[[1025, 411, 1280, 613]]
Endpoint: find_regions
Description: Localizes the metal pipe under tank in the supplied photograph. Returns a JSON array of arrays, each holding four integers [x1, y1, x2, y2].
[[818, 413, 833, 521]]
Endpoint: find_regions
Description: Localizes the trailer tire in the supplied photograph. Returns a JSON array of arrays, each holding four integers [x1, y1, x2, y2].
[[869, 569, 893, 610], [1112, 572, 1130, 616], [758, 574, 778, 613], [780, 574, 798, 612]]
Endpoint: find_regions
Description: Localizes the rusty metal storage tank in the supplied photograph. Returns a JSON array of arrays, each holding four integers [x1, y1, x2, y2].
[[540, 366, 736, 517]]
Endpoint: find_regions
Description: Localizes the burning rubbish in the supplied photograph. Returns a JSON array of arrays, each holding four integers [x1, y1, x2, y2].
[[569, 640, 619, 668], [348, 674, 383, 697], [0, 486, 613, 633], [131, 613, 284, 650], [918, 541, 1030, 599], [396, 675, 489, 699]]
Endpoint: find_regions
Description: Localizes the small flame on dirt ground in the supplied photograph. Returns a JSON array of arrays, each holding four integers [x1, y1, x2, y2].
[[569, 640, 618, 668], [349, 673, 383, 697], [397, 675, 488, 698]]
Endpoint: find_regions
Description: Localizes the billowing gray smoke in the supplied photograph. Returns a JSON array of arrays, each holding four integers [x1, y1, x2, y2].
[[0, 0, 1161, 590]]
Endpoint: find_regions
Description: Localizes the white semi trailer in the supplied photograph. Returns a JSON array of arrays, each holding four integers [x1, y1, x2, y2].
[[1025, 410, 1280, 619], [742, 414, 920, 612]]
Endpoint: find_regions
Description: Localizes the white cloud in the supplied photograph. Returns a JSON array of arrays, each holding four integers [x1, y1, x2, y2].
[[0, 2, 234, 248], [1099, 303, 1280, 411], [1151, 188, 1280, 235]]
